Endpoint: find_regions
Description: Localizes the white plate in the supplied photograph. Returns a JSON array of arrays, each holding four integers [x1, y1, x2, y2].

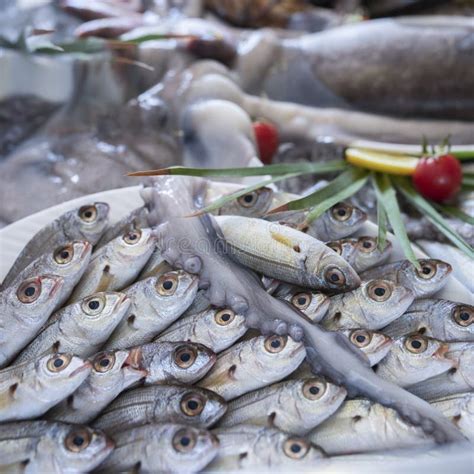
[[0, 184, 472, 304]]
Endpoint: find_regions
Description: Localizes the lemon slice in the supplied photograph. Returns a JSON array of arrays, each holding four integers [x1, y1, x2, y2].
[[345, 148, 419, 175]]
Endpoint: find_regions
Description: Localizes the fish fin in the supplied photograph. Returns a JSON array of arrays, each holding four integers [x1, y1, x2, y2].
[[228, 364, 237, 380], [0, 383, 18, 409], [95, 265, 114, 292], [267, 411, 276, 428], [52, 341, 61, 352], [9, 383, 18, 396], [269, 229, 299, 251], [127, 314, 137, 328]]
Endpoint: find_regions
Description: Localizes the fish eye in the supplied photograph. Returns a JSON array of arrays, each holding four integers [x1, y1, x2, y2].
[[17, 279, 42, 304], [123, 229, 142, 245], [350, 329, 372, 348], [65, 428, 91, 453], [302, 378, 326, 400], [79, 205, 98, 223], [180, 392, 205, 417], [327, 242, 342, 255], [416, 261, 437, 279], [54, 244, 74, 264], [324, 267, 346, 287], [174, 345, 197, 368], [453, 306, 473, 327], [331, 203, 352, 222], [283, 438, 309, 459], [93, 352, 116, 372], [173, 428, 196, 453], [358, 237, 376, 253], [291, 292, 312, 310], [238, 192, 258, 208], [47, 354, 72, 372], [82, 294, 105, 316], [264, 335, 287, 354], [156, 273, 178, 296], [215, 309, 235, 326], [367, 280, 392, 302], [404, 335, 428, 354]]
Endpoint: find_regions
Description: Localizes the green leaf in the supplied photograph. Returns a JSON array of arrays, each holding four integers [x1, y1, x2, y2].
[[190, 173, 301, 216], [371, 173, 388, 250], [462, 175, 474, 187], [434, 204, 474, 226], [372, 173, 420, 268], [394, 178, 474, 259], [128, 160, 347, 178]]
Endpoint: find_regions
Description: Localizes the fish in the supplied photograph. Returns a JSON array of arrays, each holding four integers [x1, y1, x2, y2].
[[14, 292, 130, 364], [374, 335, 454, 387], [94, 385, 227, 434], [216, 188, 274, 217], [208, 425, 326, 471], [383, 299, 474, 342], [46, 349, 146, 424], [136, 341, 217, 385], [198, 335, 306, 401], [326, 236, 392, 274], [2, 202, 109, 288], [277, 288, 329, 323], [97, 423, 219, 473], [359, 259, 452, 298], [0, 275, 64, 368], [69, 227, 157, 302], [408, 342, 474, 400], [340, 329, 393, 366], [218, 377, 346, 435], [214, 215, 360, 291], [430, 393, 474, 441], [0, 353, 91, 422], [103, 271, 199, 350], [137, 246, 172, 280], [155, 306, 247, 353], [308, 399, 436, 455], [265, 202, 367, 242], [321, 279, 414, 330], [0, 421, 113, 472], [5, 240, 92, 308]]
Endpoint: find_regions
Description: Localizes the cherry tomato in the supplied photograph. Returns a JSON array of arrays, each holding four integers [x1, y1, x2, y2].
[[412, 154, 462, 202], [253, 121, 279, 165]]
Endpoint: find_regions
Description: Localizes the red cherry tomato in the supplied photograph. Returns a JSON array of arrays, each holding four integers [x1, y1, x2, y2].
[[412, 154, 462, 202], [253, 121, 279, 165]]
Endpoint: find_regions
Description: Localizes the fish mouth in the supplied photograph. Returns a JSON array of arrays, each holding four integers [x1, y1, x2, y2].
[[210, 433, 220, 448], [48, 276, 64, 298], [123, 347, 143, 369], [434, 343, 451, 361], [115, 293, 131, 311], [80, 241, 93, 258], [69, 360, 92, 378], [104, 437, 115, 450]]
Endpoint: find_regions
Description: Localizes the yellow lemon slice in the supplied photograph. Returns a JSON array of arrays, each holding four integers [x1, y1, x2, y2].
[[345, 148, 419, 175]]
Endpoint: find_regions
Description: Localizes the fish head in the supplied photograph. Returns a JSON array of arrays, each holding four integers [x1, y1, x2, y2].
[[345, 329, 393, 366], [322, 203, 367, 240], [37, 353, 91, 390], [315, 252, 361, 292], [297, 377, 347, 414], [404, 259, 452, 297], [448, 304, 474, 340], [10, 274, 64, 321], [353, 236, 392, 271], [116, 227, 157, 259], [178, 388, 227, 426], [208, 307, 247, 339], [168, 343, 217, 384], [164, 425, 219, 471], [258, 335, 306, 371], [219, 187, 274, 217], [74, 202, 110, 244], [49, 240, 92, 275], [286, 290, 329, 323], [54, 424, 114, 472]]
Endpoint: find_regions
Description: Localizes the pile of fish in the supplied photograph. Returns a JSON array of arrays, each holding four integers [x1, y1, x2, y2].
[[0, 177, 472, 473]]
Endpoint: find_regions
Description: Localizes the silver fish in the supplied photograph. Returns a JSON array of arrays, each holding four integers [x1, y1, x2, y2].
[[209, 425, 325, 471], [308, 399, 435, 455], [6, 241, 92, 308], [219, 377, 346, 435], [340, 329, 393, 366], [277, 288, 329, 323], [408, 342, 474, 400], [94, 385, 227, 434], [15, 292, 130, 364], [0, 275, 64, 368], [46, 349, 146, 424], [214, 215, 360, 291], [375, 335, 454, 387], [104, 271, 199, 350], [198, 335, 306, 400], [138, 246, 172, 280], [69, 227, 156, 302], [97, 423, 219, 473], [383, 299, 474, 342], [265, 202, 367, 241], [0, 353, 91, 422], [360, 259, 452, 298], [430, 392, 474, 441], [0, 421, 113, 473], [155, 307, 247, 353], [321, 279, 414, 330], [216, 188, 274, 217], [136, 341, 217, 385], [326, 236, 392, 273], [2, 202, 109, 288]]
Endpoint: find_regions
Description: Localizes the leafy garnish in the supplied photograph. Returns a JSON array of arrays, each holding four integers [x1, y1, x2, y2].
[[371, 173, 388, 250]]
